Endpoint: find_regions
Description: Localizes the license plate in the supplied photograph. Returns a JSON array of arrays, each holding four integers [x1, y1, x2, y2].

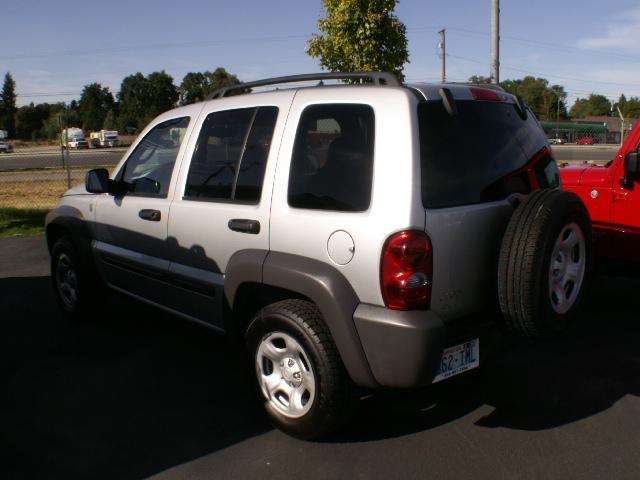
[[432, 338, 479, 383]]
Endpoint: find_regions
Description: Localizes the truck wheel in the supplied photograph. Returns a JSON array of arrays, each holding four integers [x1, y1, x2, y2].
[[498, 189, 592, 337], [245, 299, 354, 439], [51, 236, 100, 319]]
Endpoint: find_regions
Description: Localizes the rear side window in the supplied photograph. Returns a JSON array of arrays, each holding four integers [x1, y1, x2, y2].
[[184, 106, 278, 203], [288, 104, 374, 212], [419, 100, 548, 208]]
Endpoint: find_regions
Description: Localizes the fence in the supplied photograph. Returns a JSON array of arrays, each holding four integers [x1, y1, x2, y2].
[[0, 144, 128, 210]]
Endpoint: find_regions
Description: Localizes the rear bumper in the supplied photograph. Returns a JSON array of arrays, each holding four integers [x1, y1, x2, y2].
[[354, 304, 445, 388], [354, 304, 498, 388]]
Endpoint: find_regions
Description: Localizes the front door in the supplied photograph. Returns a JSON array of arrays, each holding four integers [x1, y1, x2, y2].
[[93, 116, 192, 303]]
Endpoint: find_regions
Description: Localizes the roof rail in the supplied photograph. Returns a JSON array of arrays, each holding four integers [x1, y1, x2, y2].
[[205, 72, 400, 99]]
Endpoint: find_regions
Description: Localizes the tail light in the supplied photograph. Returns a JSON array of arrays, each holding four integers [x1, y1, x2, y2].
[[381, 231, 433, 310]]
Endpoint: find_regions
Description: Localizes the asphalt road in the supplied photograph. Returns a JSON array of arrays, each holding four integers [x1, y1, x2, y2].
[[0, 148, 126, 171], [3, 236, 640, 479], [0, 145, 619, 171]]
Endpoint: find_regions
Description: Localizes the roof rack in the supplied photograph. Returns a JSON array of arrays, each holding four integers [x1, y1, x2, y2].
[[205, 72, 400, 99]]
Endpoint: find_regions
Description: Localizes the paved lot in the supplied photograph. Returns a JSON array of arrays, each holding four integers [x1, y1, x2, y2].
[[2, 236, 640, 479], [0, 148, 126, 171]]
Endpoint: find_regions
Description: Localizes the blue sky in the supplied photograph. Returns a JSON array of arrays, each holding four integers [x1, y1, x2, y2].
[[4, 0, 640, 107]]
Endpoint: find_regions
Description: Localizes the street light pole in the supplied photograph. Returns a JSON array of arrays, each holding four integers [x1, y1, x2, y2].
[[616, 105, 625, 147]]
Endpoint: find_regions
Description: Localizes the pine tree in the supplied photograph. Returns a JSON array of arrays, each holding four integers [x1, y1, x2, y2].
[[1, 73, 17, 138]]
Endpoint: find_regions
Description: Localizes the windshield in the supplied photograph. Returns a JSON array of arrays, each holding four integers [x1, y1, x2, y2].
[[419, 100, 549, 208]]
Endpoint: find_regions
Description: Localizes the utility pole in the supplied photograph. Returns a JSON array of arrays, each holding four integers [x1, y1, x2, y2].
[[438, 29, 446, 83], [491, 0, 500, 84]]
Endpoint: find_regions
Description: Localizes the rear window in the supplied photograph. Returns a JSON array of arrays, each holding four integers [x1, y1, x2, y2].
[[419, 100, 549, 208]]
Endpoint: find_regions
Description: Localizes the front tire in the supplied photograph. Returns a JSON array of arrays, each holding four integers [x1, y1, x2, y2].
[[245, 299, 354, 439], [51, 236, 99, 319]]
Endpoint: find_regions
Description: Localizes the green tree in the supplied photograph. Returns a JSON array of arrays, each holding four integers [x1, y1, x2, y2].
[[468, 75, 492, 84], [179, 67, 241, 105], [307, 0, 409, 81], [147, 70, 178, 119], [118, 72, 150, 133], [570, 94, 611, 118], [616, 94, 640, 119], [500, 76, 568, 121], [103, 109, 117, 130], [15, 102, 51, 140], [118, 71, 178, 133], [0, 72, 17, 137], [78, 82, 115, 131]]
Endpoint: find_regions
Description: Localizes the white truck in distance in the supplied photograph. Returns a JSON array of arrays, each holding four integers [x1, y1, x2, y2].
[[62, 128, 89, 149], [90, 130, 119, 148]]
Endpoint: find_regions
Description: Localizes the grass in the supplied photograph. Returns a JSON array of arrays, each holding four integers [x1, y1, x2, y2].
[[0, 208, 48, 237], [0, 178, 80, 209]]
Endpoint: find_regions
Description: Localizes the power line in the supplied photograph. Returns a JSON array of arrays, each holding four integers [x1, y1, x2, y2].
[[446, 52, 640, 89], [0, 34, 311, 61]]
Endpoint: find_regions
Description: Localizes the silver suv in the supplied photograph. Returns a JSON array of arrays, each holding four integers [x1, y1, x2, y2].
[[45, 72, 592, 439]]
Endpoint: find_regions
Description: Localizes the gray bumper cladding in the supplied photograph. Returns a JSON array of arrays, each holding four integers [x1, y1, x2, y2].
[[353, 304, 445, 388]]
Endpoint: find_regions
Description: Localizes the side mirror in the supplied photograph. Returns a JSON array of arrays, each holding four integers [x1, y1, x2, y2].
[[625, 152, 639, 174], [622, 152, 640, 189], [85, 168, 112, 194]]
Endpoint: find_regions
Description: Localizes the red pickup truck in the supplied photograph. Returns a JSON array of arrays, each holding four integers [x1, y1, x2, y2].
[[559, 125, 640, 266]]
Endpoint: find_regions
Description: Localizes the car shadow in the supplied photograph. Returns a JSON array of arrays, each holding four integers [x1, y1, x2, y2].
[[3, 274, 640, 478], [1, 275, 270, 480], [332, 275, 640, 442]]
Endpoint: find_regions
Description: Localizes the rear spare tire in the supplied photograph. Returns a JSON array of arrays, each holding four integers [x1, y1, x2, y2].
[[498, 189, 592, 337]]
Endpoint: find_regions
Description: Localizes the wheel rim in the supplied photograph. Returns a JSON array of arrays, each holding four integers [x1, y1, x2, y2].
[[55, 253, 78, 310], [255, 331, 316, 419], [548, 222, 586, 315]]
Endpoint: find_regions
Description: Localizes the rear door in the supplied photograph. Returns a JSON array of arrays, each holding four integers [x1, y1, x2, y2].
[[167, 92, 293, 328]]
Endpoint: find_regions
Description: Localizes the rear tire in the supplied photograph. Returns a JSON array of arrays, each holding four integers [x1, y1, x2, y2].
[[245, 299, 354, 439], [498, 189, 592, 337]]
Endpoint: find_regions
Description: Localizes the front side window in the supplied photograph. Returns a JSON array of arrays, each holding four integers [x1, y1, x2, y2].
[[119, 117, 190, 197], [288, 104, 375, 212], [184, 106, 278, 203]]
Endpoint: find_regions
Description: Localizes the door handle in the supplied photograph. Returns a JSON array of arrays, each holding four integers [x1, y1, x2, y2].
[[228, 219, 260, 234], [139, 209, 161, 221]]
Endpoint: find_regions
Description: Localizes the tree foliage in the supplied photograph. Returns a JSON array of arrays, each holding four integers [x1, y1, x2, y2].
[[179, 67, 240, 105], [615, 94, 640, 119], [570, 94, 611, 118], [499, 76, 568, 121], [78, 83, 115, 131], [0, 73, 17, 137], [307, 0, 409, 81], [117, 71, 178, 133], [468, 75, 492, 84]]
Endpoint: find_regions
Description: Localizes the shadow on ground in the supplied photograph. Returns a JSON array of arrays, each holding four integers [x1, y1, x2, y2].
[[2, 271, 640, 479]]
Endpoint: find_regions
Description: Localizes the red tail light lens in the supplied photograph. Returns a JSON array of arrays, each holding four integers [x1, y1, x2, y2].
[[381, 231, 433, 310], [470, 87, 503, 102]]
